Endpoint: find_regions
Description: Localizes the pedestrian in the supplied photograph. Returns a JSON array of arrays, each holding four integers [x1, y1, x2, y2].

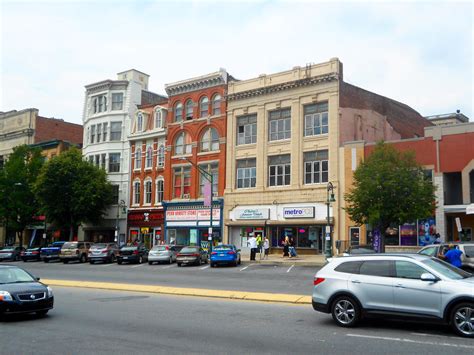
[[434, 233, 442, 244], [263, 236, 270, 260], [256, 233, 263, 256], [289, 237, 297, 258], [248, 233, 257, 261], [438, 244, 463, 268], [282, 236, 290, 257]]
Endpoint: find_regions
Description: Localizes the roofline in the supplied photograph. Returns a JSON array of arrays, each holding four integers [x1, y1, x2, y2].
[[117, 69, 150, 77]]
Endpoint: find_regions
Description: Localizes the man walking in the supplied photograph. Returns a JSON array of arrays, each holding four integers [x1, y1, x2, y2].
[[248, 234, 257, 261]]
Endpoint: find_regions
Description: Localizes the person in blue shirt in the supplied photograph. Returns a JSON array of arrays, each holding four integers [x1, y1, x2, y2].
[[439, 244, 463, 268]]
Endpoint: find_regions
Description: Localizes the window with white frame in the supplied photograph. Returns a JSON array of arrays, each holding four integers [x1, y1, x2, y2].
[[157, 144, 165, 168], [97, 124, 102, 142], [90, 125, 96, 144], [134, 147, 142, 170], [144, 180, 152, 204], [95, 154, 100, 167], [304, 102, 328, 137], [268, 154, 291, 187], [174, 102, 183, 122], [111, 93, 123, 111], [212, 94, 221, 115], [92, 94, 107, 114], [173, 166, 191, 198], [237, 114, 257, 145], [304, 150, 328, 184], [199, 162, 218, 197], [86, 127, 90, 144], [101, 154, 106, 170], [133, 181, 141, 205], [155, 109, 163, 129], [110, 122, 122, 141], [269, 108, 291, 141], [88, 156, 94, 164], [108, 153, 120, 173], [156, 178, 164, 203], [137, 113, 144, 132], [236, 158, 256, 189], [174, 131, 192, 155], [102, 122, 108, 141], [111, 185, 119, 204], [199, 96, 209, 117], [146, 146, 153, 169], [185, 99, 193, 119], [200, 127, 219, 152]]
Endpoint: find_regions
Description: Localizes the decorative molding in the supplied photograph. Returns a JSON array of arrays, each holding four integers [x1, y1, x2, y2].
[[165, 70, 228, 96]]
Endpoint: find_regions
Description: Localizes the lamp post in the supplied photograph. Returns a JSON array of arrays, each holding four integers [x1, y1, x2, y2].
[[325, 182, 336, 259], [115, 199, 126, 244]]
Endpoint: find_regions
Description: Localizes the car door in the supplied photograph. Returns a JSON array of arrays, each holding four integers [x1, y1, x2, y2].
[[349, 260, 395, 311], [393, 260, 441, 318], [418, 245, 439, 257]]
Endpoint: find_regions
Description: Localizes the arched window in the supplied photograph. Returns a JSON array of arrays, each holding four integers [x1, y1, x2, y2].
[[133, 180, 141, 205], [134, 147, 142, 170], [144, 179, 152, 204], [212, 94, 221, 115], [185, 99, 193, 119], [199, 96, 209, 117], [156, 178, 164, 204], [157, 144, 165, 168], [200, 127, 219, 152], [174, 132, 192, 155], [155, 109, 163, 129], [146, 146, 153, 168], [174, 102, 183, 122], [137, 113, 144, 132]]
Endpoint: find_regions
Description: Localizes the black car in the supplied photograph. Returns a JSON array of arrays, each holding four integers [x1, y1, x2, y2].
[[0, 246, 26, 262], [176, 246, 208, 266], [117, 245, 149, 265], [0, 265, 54, 317], [21, 248, 43, 262]]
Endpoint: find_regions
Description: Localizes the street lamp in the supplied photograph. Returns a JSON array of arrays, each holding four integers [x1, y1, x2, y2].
[[115, 199, 126, 244], [180, 157, 214, 255], [325, 182, 336, 258]]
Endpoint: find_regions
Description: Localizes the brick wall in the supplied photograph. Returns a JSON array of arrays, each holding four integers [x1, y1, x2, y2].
[[35, 116, 83, 146]]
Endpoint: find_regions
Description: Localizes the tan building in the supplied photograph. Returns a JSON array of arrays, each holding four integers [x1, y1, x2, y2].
[[224, 58, 432, 255]]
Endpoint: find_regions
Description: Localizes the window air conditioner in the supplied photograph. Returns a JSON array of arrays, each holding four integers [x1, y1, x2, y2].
[[183, 194, 190, 199]]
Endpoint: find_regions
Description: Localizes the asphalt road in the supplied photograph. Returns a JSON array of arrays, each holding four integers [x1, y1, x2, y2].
[[1, 287, 471, 355], [2, 259, 318, 295]]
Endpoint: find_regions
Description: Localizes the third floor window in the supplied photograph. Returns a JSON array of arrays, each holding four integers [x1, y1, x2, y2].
[[92, 94, 107, 113], [304, 102, 328, 137], [304, 150, 328, 184], [174, 132, 192, 156], [269, 108, 291, 141], [268, 154, 291, 187], [237, 114, 257, 145], [111, 93, 123, 110], [200, 127, 219, 152]]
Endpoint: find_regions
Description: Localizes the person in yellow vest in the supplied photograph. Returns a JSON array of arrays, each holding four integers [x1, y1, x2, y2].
[[256, 234, 263, 255]]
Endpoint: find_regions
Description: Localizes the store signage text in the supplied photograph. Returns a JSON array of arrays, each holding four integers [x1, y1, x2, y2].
[[283, 207, 315, 219], [166, 209, 221, 221], [236, 208, 269, 220]]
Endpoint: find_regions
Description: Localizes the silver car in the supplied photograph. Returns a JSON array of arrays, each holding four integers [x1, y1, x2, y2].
[[312, 254, 474, 338], [148, 245, 179, 265]]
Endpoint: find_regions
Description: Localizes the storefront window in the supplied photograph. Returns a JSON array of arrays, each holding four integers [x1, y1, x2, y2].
[[270, 226, 319, 248]]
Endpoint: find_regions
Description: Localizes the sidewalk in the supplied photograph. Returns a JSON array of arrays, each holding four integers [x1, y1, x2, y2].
[[241, 252, 327, 267]]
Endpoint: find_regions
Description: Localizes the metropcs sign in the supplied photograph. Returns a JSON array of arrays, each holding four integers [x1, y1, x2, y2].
[[283, 207, 315, 219]]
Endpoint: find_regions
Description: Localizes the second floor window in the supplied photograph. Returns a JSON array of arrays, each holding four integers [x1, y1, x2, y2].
[[108, 153, 120, 173], [212, 94, 221, 115], [157, 144, 165, 168], [304, 102, 328, 136], [102, 122, 108, 141], [199, 96, 209, 117], [134, 148, 142, 170], [237, 114, 257, 145], [110, 122, 122, 141], [112, 93, 123, 110], [145, 180, 152, 204], [133, 181, 141, 205], [236, 158, 256, 189], [97, 124, 102, 142], [268, 154, 291, 187], [156, 179, 164, 203], [199, 162, 219, 197], [200, 127, 219, 152], [269, 108, 291, 141], [173, 166, 191, 198], [146, 146, 153, 168], [101, 154, 106, 170], [137, 113, 144, 132], [174, 132, 192, 156], [90, 125, 96, 144], [304, 150, 328, 184]]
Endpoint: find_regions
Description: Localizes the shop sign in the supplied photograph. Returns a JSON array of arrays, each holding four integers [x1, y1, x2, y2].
[[283, 207, 314, 219], [141, 227, 150, 234], [166, 209, 220, 221], [236, 208, 269, 220]]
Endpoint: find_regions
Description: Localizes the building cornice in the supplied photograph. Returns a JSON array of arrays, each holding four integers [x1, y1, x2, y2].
[[85, 80, 129, 94], [165, 70, 228, 97]]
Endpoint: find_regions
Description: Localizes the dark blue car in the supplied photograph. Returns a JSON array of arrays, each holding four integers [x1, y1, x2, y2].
[[210, 244, 241, 267]]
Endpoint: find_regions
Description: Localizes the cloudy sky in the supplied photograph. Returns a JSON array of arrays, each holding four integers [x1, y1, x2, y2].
[[1, 0, 472, 124]]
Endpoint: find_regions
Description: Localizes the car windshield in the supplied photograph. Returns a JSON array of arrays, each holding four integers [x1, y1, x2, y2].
[[422, 258, 472, 280], [62, 242, 78, 249], [0, 268, 35, 284], [92, 244, 107, 249], [180, 247, 198, 253]]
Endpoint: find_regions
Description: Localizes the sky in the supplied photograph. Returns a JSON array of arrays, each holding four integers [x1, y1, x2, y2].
[[1, 0, 472, 124]]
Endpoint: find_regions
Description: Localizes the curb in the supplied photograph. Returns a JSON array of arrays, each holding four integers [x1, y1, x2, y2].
[[43, 279, 312, 305]]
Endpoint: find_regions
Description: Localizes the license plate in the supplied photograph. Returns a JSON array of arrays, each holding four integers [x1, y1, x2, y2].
[[123, 257, 128, 259], [219, 254, 225, 256]]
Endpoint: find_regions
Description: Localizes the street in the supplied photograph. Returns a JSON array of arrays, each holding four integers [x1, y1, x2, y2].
[[1, 287, 472, 355], [6, 260, 319, 295]]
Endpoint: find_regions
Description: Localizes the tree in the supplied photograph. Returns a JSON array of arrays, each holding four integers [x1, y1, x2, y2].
[[344, 141, 436, 251], [34, 148, 113, 240], [0, 145, 44, 247]]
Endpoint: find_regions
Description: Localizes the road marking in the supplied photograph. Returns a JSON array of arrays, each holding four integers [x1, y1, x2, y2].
[[162, 264, 174, 269], [199, 265, 210, 270], [131, 264, 144, 269], [286, 264, 295, 273], [411, 332, 463, 340], [346, 333, 474, 349], [99, 263, 114, 267], [239, 265, 251, 271]]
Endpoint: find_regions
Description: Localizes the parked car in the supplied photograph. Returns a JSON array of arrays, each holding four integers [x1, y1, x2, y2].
[[117, 245, 149, 265], [148, 245, 179, 265], [0, 247, 25, 262], [418, 243, 474, 271], [88, 243, 119, 264], [0, 265, 54, 317], [342, 245, 377, 256], [176, 246, 208, 267], [312, 254, 474, 338], [40, 241, 66, 263], [210, 244, 241, 267], [59, 242, 92, 264], [21, 248, 43, 262]]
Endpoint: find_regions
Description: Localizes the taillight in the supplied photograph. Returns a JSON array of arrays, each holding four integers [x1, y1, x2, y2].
[[165, 246, 169, 251], [133, 250, 139, 255], [211, 252, 217, 255], [192, 253, 200, 257], [20, 252, 25, 256], [177, 253, 182, 257], [32, 251, 39, 255], [314, 277, 325, 286], [228, 251, 235, 255]]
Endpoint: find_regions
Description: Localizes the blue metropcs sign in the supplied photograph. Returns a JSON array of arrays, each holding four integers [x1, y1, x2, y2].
[[283, 207, 315, 219]]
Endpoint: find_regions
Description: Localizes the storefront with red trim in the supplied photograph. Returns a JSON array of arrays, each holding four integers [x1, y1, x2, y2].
[[127, 209, 164, 249]]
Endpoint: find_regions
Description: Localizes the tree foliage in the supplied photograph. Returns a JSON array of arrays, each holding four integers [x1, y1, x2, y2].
[[0, 145, 44, 246], [344, 142, 436, 249], [34, 148, 113, 240]]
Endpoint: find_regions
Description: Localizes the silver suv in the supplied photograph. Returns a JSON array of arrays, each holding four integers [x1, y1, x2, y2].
[[312, 254, 474, 337]]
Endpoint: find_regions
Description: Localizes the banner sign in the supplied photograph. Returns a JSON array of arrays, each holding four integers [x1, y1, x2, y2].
[[236, 208, 269, 220], [283, 207, 314, 219], [166, 209, 220, 221]]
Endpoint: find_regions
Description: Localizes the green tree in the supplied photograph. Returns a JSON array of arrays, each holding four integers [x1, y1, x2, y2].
[[344, 141, 436, 251], [34, 148, 113, 240], [0, 145, 44, 247]]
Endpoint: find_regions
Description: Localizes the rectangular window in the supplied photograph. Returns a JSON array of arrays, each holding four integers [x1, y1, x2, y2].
[[102, 122, 108, 141], [268, 154, 291, 187], [92, 94, 107, 113], [173, 166, 191, 198], [199, 162, 219, 197], [95, 154, 100, 167], [304, 102, 328, 137], [145, 181, 152, 204], [134, 182, 140, 205], [90, 125, 96, 144], [111, 185, 119, 205], [101, 154, 106, 170], [112, 93, 123, 111], [268, 108, 291, 141], [146, 146, 153, 169], [110, 122, 122, 141], [156, 180, 164, 203], [236, 158, 256, 189], [88, 156, 94, 164], [96, 124, 102, 142], [108, 153, 121, 173], [304, 150, 328, 184], [237, 114, 257, 145]]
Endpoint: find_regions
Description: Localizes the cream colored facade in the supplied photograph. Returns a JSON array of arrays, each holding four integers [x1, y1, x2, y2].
[[224, 59, 343, 253], [0, 108, 38, 159]]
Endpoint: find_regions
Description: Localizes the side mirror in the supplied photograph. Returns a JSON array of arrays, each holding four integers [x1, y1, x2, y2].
[[35, 277, 41, 281], [420, 273, 438, 282]]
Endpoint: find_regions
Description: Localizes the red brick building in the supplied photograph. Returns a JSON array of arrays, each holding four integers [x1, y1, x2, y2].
[[162, 70, 232, 247]]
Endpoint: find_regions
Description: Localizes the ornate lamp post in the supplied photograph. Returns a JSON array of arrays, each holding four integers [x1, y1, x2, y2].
[[325, 182, 336, 258]]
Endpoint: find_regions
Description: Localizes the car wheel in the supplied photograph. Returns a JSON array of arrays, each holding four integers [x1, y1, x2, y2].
[[63, 260, 69, 264], [44, 259, 49, 263], [89, 260, 95, 265], [22, 259, 27, 262], [331, 296, 360, 328], [210, 262, 216, 268], [177, 263, 182, 267], [110, 255, 116, 263], [232, 259, 238, 267], [36, 310, 48, 317], [138, 256, 143, 264], [117, 260, 122, 265], [238, 257, 241, 265], [451, 302, 474, 338], [148, 261, 153, 265], [80, 254, 86, 263]]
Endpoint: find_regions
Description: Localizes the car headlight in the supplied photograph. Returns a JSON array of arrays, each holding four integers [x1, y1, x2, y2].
[[0, 291, 13, 301], [47, 286, 53, 298]]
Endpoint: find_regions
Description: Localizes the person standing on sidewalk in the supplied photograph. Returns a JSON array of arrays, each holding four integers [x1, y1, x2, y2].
[[263, 236, 270, 260], [248, 234, 257, 261], [282, 236, 290, 257]]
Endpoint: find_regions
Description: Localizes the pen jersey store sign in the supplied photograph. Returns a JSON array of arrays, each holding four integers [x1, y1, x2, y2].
[[283, 207, 315, 219]]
